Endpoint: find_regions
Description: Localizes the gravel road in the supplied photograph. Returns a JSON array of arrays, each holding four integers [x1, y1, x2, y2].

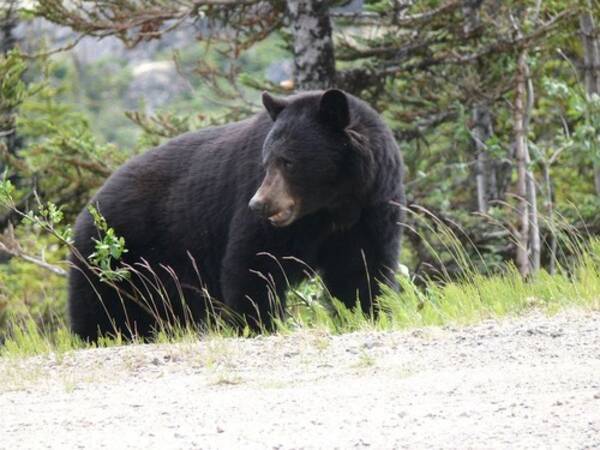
[[1, 309, 599, 449]]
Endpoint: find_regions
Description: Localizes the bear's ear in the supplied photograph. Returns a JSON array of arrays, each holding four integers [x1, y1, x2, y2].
[[262, 91, 287, 121], [319, 89, 350, 130]]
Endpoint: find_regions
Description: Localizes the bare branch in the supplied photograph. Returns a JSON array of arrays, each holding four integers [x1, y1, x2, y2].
[[0, 238, 67, 277]]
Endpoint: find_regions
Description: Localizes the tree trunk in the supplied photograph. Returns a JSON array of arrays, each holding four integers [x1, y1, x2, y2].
[[526, 156, 540, 273], [542, 160, 557, 274], [524, 65, 540, 273], [472, 106, 493, 213], [463, 1, 494, 213], [512, 45, 541, 276], [0, 1, 21, 159], [0, 1, 17, 55], [579, 4, 600, 195], [286, 0, 336, 90], [514, 48, 531, 278], [0, 1, 20, 262]]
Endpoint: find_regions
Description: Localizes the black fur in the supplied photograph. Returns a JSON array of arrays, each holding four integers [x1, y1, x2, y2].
[[68, 90, 405, 340]]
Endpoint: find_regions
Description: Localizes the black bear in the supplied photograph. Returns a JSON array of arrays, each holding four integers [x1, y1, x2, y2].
[[68, 89, 405, 340]]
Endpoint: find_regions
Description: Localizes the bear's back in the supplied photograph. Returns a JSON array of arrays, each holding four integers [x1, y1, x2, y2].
[[73, 113, 273, 259]]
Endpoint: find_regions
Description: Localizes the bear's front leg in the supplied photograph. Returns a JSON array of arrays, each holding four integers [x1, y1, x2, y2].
[[220, 264, 286, 331], [220, 219, 288, 331], [318, 203, 402, 314]]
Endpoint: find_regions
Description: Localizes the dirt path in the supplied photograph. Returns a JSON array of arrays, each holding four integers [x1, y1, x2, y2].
[[1, 310, 600, 449]]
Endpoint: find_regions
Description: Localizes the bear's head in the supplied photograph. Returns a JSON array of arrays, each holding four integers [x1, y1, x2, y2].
[[249, 89, 373, 227]]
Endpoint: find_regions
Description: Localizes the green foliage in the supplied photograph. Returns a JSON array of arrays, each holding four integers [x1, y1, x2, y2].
[[0, 216, 67, 334], [23, 202, 73, 244], [125, 111, 193, 148], [0, 50, 27, 120], [15, 81, 125, 217], [0, 174, 15, 206], [44, 53, 138, 149], [87, 205, 129, 282]]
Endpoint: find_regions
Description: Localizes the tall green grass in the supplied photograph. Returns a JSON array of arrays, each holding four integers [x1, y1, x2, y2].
[[2, 235, 600, 358], [281, 236, 600, 333], [282, 260, 600, 334]]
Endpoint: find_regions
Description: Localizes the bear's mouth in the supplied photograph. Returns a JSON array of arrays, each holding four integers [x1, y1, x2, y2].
[[268, 206, 297, 227]]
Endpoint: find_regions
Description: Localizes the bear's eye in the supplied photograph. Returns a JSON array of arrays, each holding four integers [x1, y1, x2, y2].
[[281, 158, 294, 171]]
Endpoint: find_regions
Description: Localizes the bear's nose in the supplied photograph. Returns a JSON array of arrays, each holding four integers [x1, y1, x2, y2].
[[248, 195, 268, 217]]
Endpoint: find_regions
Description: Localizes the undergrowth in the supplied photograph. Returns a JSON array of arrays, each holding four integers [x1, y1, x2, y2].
[[1, 236, 599, 358], [281, 242, 600, 333]]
